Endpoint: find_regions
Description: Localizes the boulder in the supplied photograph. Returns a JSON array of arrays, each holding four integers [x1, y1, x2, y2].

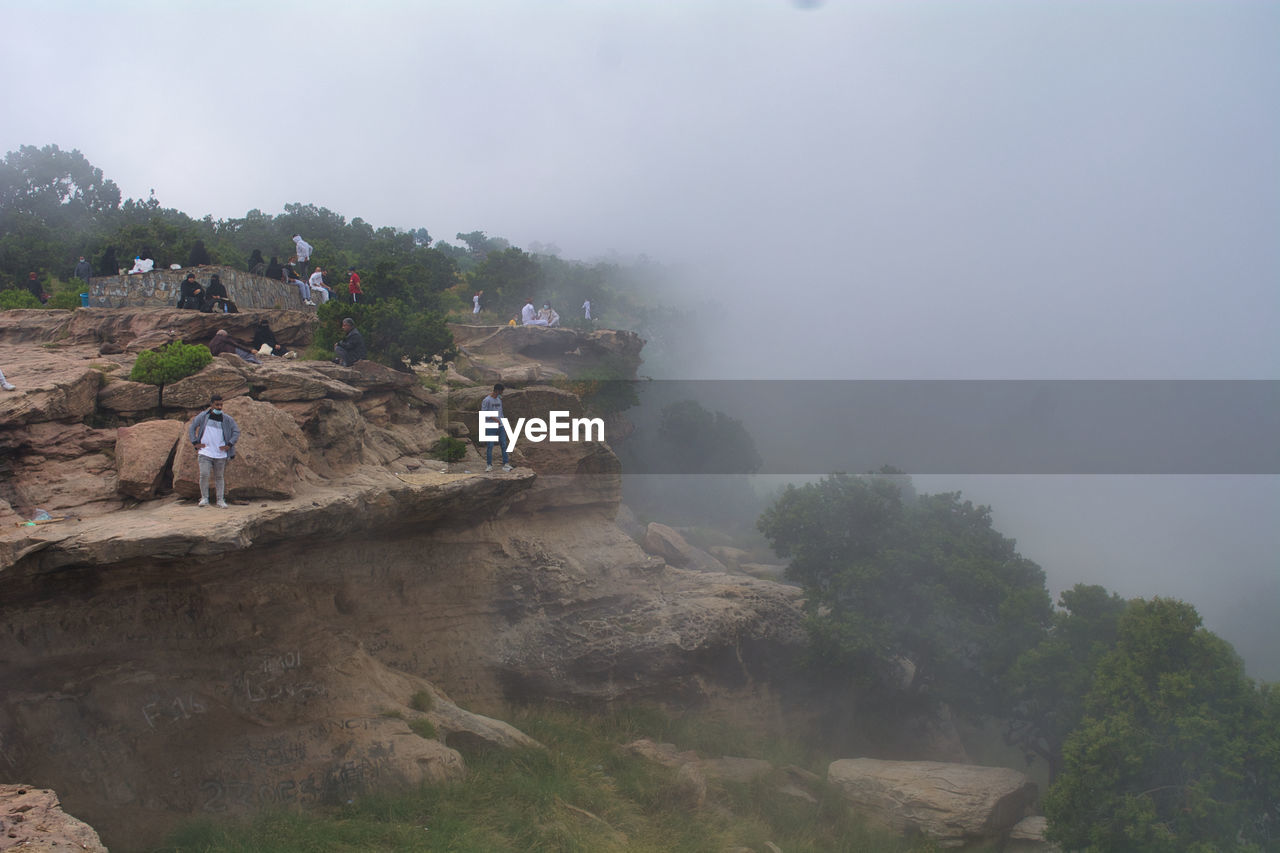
[[0, 785, 107, 852], [97, 377, 161, 414], [642, 522, 729, 572], [1007, 816, 1061, 852], [172, 397, 310, 499], [161, 358, 250, 409], [827, 758, 1037, 848], [116, 420, 185, 500], [253, 363, 363, 402], [0, 356, 102, 427]]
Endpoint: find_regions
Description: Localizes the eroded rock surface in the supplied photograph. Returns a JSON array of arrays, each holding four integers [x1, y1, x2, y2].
[[828, 758, 1038, 848], [0, 785, 106, 852], [0, 310, 805, 849]]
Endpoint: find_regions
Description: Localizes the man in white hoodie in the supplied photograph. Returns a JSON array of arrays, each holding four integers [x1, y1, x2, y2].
[[292, 235, 313, 266]]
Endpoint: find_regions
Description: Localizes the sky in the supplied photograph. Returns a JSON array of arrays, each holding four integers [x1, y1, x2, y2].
[[3, 1, 1277, 673]]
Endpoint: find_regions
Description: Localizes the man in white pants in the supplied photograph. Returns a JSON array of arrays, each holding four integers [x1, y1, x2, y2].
[[188, 394, 239, 508]]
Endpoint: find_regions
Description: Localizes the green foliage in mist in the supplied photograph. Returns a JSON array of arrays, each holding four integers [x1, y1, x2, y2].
[[1044, 597, 1278, 852], [758, 472, 1053, 717], [1005, 583, 1130, 782], [0, 287, 43, 309]]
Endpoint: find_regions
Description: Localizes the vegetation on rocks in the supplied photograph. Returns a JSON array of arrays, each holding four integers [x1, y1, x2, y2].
[[128, 340, 213, 386], [157, 705, 945, 853]]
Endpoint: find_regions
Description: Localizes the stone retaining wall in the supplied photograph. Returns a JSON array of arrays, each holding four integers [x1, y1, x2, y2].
[[88, 265, 310, 311]]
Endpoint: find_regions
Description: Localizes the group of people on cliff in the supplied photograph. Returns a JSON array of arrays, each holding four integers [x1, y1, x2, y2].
[[272, 235, 363, 307]]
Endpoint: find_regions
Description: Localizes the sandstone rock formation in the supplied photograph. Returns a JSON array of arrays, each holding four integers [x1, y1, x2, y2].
[[0, 785, 107, 852], [641, 522, 730, 573], [0, 309, 806, 848], [449, 323, 644, 382], [827, 758, 1038, 848]]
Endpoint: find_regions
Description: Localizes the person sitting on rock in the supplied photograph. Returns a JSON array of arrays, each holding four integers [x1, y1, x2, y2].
[[521, 297, 547, 326], [252, 319, 294, 358], [208, 329, 262, 364], [333, 317, 366, 366], [188, 393, 239, 508], [308, 267, 330, 304], [177, 274, 204, 310], [202, 274, 238, 313], [127, 256, 154, 275], [540, 303, 561, 327]]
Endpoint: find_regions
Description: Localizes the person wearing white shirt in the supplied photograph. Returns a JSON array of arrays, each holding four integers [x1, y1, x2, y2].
[[521, 298, 546, 326], [582, 299, 591, 321], [187, 394, 240, 508], [309, 268, 329, 304]]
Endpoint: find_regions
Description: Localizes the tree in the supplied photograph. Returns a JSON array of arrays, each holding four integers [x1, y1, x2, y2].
[[758, 473, 1052, 716], [1045, 598, 1278, 852], [658, 400, 762, 475], [1005, 583, 1130, 781], [0, 144, 121, 225], [314, 300, 455, 372], [471, 247, 544, 319]]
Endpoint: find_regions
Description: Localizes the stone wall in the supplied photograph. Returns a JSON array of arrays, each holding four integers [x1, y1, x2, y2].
[[88, 265, 310, 311]]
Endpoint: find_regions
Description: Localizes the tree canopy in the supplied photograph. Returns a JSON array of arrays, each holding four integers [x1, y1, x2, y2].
[[1044, 597, 1278, 852], [758, 472, 1053, 716]]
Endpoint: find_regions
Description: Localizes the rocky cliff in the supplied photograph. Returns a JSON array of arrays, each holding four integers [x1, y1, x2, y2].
[[0, 310, 804, 849]]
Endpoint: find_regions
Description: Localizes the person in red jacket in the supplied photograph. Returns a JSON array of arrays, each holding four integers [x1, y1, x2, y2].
[[347, 266, 363, 304]]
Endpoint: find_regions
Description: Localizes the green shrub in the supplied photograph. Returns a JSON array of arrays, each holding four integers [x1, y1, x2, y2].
[[129, 340, 213, 386], [429, 436, 468, 463], [0, 288, 43, 310], [409, 690, 434, 712], [408, 718, 437, 740], [46, 291, 82, 310]]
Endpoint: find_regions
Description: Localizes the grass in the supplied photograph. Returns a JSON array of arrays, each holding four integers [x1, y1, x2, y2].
[[154, 704, 949, 853]]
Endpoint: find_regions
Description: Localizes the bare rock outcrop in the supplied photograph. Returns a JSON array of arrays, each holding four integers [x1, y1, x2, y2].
[[116, 419, 184, 499], [449, 323, 644, 383], [0, 310, 808, 849], [827, 758, 1038, 848], [642, 522, 730, 573], [0, 785, 106, 852]]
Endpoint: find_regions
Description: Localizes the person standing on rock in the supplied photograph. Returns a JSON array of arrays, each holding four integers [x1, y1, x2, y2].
[[472, 290, 483, 318], [582, 299, 591, 321], [0, 366, 15, 391], [480, 383, 514, 473], [188, 394, 239, 508]]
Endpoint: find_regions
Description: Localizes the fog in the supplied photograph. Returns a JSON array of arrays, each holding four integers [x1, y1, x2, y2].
[[3, 2, 1276, 675]]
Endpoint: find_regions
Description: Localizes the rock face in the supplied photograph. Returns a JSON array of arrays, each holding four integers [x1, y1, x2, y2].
[[449, 323, 644, 382], [0, 310, 807, 849], [0, 785, 107, 852], [827, 758, 1038, 848]]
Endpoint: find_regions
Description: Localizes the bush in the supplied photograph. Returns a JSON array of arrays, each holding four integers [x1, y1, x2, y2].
[[0, 288, 43, 309], [129, 340, 213, 386], [46, 291, 82, 310], [408, 718, 437, 740], [314, 299, 456, 371], [409, 690, 434, 712], [430, 436, 468, 463]]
